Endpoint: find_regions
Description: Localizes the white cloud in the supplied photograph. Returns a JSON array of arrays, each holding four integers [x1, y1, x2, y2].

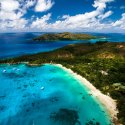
[[112, 13, 125, 29], [0, 0, 54, 31], [98, 11, 113, 19], [0, 0, 20, 12], [46, 0, 125, 33], [38, 0, 115, 32], [0, 0, 125, 33], [1, 18, 27, 29], [0, 0, 34, 31], [0, 0, 24, 22], [93, 0, 114, 11], [31, 13, 51, 29], [25, 0, 36, 8], [61, 15, 70, 19], [35, 0, 54, 12]]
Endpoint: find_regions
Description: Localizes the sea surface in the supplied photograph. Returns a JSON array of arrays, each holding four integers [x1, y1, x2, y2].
[[0, 33, 86, 59], [0, 32, 125, 59], [0, 32, 123, 125], [0, 64, 113, 125], [90, 33, 125, 43]]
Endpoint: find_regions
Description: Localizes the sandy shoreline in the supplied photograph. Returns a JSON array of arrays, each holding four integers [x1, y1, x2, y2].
[[1, 62, 119, 124], [54, 64, 118, 124]]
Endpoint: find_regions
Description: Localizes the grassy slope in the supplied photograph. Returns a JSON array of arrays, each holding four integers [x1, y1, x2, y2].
[[33, 32, 96, 41], [0, 42, 125, 124]]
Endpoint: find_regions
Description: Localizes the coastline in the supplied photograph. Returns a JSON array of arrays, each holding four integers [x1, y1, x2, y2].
[[0, 62, 119, 124], [54, 64, 119, 124]]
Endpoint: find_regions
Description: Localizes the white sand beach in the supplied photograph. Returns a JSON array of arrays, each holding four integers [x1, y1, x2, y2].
[[54, 64, 118, 124]]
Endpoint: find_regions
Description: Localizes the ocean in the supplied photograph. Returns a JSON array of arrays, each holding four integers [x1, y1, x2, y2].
[[0, 32, 123, 125], [0, 32, 124, 59], [0, 64, 112, 125]]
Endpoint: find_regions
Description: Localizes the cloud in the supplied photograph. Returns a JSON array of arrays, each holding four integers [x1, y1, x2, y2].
[[0, 0, 22, 21], [31, 13, 51, 29], [112, 13, 125, 29], [61, 15, 70, 19], [92, 0, 114, 11], [25, 0, 36, 8], [0, 0, 54, 31], [0, 18, 27, 29], [0, 0, 28, 31], [35, 0, 54, 12], [98, 11, 113, 19], [0, 0, 37, 31], [0, 0, 20, 12], [41, 0, 115, 32], [0, 0, 125, 33]]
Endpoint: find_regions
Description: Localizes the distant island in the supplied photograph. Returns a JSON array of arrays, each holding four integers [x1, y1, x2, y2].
[[33, 32, 96, 41], [0, 41, 125, 125]]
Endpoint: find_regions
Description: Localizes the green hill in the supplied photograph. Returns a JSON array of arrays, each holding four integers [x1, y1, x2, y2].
[[33, 32, 96, 41]]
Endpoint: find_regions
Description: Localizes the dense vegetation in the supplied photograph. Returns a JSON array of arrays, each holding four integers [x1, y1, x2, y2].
[[0, 42, 125, 125], [33, 32, 96, 41]]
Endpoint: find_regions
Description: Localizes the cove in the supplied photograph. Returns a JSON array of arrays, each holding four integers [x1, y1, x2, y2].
[[0, 64, 113, 125]]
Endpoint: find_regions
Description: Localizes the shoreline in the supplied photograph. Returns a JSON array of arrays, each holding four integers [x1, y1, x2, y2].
[[54, 64, 118, 124], [0, 62, 119, 124]]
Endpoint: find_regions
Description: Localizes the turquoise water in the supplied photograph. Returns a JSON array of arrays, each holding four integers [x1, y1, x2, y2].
[[0, 64, 112, 125]]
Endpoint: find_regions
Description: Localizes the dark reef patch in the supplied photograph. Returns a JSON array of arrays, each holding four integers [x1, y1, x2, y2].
[[50, 108, 81, 125], [0, 105, 7, 112]]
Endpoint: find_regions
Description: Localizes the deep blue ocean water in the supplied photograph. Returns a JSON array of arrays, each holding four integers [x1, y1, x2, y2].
[[0, 32, 125, 59], [0, 64, 112, 125], [0, 33, 87, 59]]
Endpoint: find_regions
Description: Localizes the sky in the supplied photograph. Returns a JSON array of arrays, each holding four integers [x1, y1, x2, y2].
[[0, 0, 125, 33]]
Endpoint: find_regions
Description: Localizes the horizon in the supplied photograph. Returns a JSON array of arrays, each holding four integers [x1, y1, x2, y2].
[[0, 31, 125, 34], [0, 0, 125, 33]]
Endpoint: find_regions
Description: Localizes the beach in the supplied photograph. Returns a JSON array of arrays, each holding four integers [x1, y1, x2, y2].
[[0, 63, 115, 125], [54, 64, 118, 124]]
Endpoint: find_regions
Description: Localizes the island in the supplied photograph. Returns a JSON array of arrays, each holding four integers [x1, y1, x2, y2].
[[0, 41, 125, 125], [33, 32, 96, 41]]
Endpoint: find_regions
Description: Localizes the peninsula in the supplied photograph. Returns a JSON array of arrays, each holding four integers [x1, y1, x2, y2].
[[0, 42, 125, 125], [33, 32, 96, 41]]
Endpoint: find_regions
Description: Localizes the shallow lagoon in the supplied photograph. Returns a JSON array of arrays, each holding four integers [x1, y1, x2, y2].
[[0, 64, 113, 125]]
